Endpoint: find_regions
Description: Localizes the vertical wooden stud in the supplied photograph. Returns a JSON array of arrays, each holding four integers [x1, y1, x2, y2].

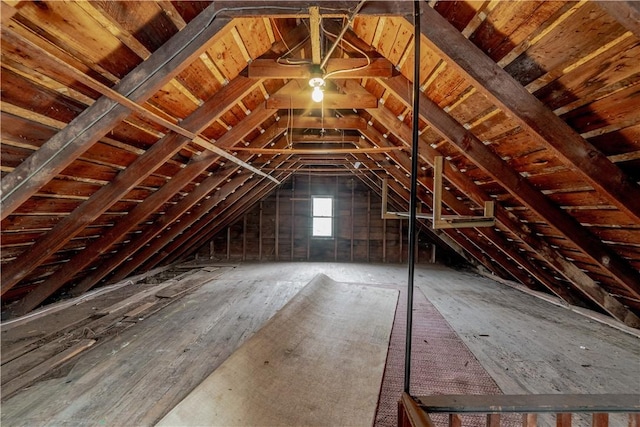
[[383, 217, 387, 263], [486, 413, 500, 427], [399, 219, 403, 263], [259, 201, 263, 261], [275, 188, 280, 261], [307, 175, 311, 261], [209, 240, 214, 260], [415, 228, 419, 264], [449, 413, 462, 427], [592, 413, 608, 427], [557, 413, 572, 427], [629, 413, 640, 427], [309, 6, 322, 64], [291, 176, 295, 261], [334, 176, 338, 261], [242, 214, 247, 261], [523, 413, 537, 427], [350, 182, 355, 262], [367, 191, 371, 262]]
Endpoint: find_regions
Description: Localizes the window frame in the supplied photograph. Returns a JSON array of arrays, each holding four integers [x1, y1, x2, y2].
[[310, 195, 334, 239]]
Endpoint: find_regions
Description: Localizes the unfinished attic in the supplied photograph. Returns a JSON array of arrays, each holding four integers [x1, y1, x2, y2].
[[1, 0, 639, 425]]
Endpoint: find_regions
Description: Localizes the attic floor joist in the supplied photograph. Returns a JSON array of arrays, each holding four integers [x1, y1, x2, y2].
[[1, 1, 639, 327]]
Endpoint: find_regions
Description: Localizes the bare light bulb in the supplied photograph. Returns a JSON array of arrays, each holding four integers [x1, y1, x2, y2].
[[311, 85, 324, 103]]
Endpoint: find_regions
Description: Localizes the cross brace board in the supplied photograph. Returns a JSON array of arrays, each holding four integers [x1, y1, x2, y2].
[[433, 156, 495, 229]]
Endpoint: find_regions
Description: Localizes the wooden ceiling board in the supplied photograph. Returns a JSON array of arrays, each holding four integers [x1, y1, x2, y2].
[[174, 58, 224, 102], [423, 64, 470, 107], [3, 20, 117, 88], [234, 18, 275, 60], [0, 68, 86, 123], [148, 80, 201, 120], [13, 1, 142, 80], [504, 2, 628, 86], [1, 1, 639, 325], [560, 84, 640, 135], [0, 27, 104, 98], [481, 2, 568, 64], [447, 90, 494, 126], [205, 31, 250, 80], [534, 38, 640, 111], [90, 1, 180, 54], [468, 0, 543, 61], [434, 0, 487, 33]]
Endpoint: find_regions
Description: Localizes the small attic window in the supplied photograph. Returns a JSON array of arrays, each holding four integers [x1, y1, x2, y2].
[[311, 196, 333, 238]]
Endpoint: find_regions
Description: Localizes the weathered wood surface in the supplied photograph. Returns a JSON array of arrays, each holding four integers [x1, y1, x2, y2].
[[2, 339, 96, 399], [157, 274, 398, 427], [415, 394, 640, 413], [0, 265, 307, 426], [0, 3, 231, 218], [1, 263, 639, 427]]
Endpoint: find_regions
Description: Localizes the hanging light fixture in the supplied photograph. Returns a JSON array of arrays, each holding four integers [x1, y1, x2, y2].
[[309, 75, 325, 103]]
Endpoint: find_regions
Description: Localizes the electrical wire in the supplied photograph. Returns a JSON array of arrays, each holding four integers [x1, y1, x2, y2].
[[321, 26, 371, 79], [319, 0, 367, 71]]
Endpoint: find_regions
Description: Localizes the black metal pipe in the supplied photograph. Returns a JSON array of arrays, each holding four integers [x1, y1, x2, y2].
[[404, 0, 421, 395]]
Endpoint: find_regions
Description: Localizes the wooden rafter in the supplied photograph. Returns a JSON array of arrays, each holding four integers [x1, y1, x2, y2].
[[10, 100, 277, 316], [595, 1, 640, 38], [68, 122, 289, 296], [266, 91, 377, 109], [373, 76, 640, 326], [358, 116, 577, 302], [248, 58, 393, 78], [130, 157, 296, 275], [277, 115, 367, 130], [212, 2, 413, 18], [164, 166, 295, 267], [0, 3, 231, 219], [1, 76, 262, 298], [356, 131, 545, 289], [420, 5, 640, 224], [229, 147, 404, 155]]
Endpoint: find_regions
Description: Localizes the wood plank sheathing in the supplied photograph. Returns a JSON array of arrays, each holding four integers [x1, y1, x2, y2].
[[157, 273, 399, 427]]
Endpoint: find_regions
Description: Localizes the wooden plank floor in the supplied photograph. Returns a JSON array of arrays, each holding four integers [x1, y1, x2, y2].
[[158, 274, 398, 426], [1, 262, 638, 426]]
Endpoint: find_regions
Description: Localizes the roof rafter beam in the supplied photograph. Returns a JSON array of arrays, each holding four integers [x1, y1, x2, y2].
[[376, 75, 640, 326], [277, 115, 368, 130], [420, 5, 640, 223], [0, 2, 232, 219], [69, 122, 290, 295], [140, 159, 297, 271], [212, 2, 413, 18], [358, 116, 572, 299], [356, 131, 536, 284], [10, 98, 276, 316], [164, 166, 296, 266], [266, 91, 377, 109], [248, 58, 394, 79], [0, 76, 262, 298], [594, 1, 640, 38]]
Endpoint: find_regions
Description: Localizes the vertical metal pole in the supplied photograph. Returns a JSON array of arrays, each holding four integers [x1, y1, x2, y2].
[[404, 0, 421, 395]]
